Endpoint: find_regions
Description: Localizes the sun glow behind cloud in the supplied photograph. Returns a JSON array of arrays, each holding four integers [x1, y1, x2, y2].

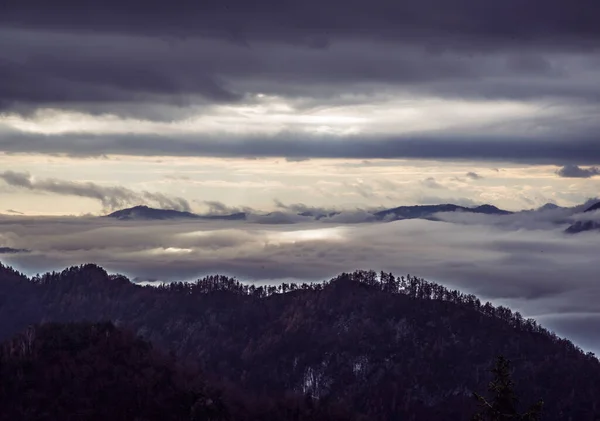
[[267, 227, 348, 244], [1, 94, 552, 138], [151, 247, 194, 255]]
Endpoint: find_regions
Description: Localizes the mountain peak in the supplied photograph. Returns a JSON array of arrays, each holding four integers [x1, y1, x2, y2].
[[106, 206, 247, 221], [538, 203, 560, 211], [473, 204, 502, 212], [106, 205, 199, 220]]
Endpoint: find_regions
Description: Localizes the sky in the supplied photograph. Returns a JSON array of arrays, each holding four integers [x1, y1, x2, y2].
[[1, 0, 600, 351], [1, 0, 600, 215]]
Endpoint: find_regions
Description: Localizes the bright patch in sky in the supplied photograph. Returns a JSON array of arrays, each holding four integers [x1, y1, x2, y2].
[[1, 96, 549, 137], [268, 227, 347, 244]]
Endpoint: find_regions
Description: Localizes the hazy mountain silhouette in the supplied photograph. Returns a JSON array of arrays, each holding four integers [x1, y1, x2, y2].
[[105, 203, 513, 223], [584, 202, 600, 213], [565, 220, 600, 234], [106, 205, 246, 221], [374, 203, 512, 221], [564, 201, 600, 234], [537, 203, 561, 212], [107, 205, 200, 220]]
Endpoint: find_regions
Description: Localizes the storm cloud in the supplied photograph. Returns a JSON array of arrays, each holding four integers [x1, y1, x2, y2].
[[1, 29, 600, 118], [2, 0, 598, 46], [1, 0, 600, 165]]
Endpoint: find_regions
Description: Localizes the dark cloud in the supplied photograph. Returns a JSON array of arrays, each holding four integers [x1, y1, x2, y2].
[[466, 172, 483, 180], [556, 165, 600, 178], [0, 36, 241, 119], [4, 130, 600, 165], [2, 0, 599, 48], [0, 171, 190, 212], [0, 25, 599, 119], [1, 4, 599, 165]]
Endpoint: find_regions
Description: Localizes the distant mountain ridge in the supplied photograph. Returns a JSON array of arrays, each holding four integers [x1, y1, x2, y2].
[[106, 205, 246, 221], [107, 205, 200, 220], [106, 203, 512, 222], [373, 203, 512, 221]]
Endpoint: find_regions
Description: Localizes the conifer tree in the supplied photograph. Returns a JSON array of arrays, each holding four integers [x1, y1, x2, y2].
[[473, 356, 543, 420]]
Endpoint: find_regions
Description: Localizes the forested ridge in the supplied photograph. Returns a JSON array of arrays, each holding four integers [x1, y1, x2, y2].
[[1, 262, 599, 420]]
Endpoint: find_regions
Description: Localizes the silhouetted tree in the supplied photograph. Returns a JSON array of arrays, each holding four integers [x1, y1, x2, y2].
[[473, 356, 543, 420]]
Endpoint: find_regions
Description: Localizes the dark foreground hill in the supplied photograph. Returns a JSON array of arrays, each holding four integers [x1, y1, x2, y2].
[[0, 322, 354, 421], [0, 322, 217, 421], [1, 263, 599, 420]]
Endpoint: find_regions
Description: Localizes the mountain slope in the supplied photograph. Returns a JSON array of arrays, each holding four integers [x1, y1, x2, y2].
[[564, 201, 600, 234], [585, 202, 600, 213], [565, 220, 600, 234], [0, 264, 599, 420]]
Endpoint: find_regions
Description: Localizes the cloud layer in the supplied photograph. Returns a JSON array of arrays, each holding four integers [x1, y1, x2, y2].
[[1, 205, 600, 351], [3, 0, 598, 46], [1, 2, 600, 166], [4, 130, 600, 165], [0, 171, 190, 212]]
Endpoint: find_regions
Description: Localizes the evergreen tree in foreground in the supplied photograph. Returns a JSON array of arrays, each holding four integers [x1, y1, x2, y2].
[[473, 356, 544, 420]]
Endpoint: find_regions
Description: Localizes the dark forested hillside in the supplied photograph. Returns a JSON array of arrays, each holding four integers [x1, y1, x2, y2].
[[1, 262, 599, 420], [0, 322, 216, 421], [0, 322, 355, 421]]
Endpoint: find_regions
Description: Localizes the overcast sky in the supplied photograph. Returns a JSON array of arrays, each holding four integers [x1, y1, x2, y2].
[[1, 0, 600, 352], [1, 0, 600, 214]]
